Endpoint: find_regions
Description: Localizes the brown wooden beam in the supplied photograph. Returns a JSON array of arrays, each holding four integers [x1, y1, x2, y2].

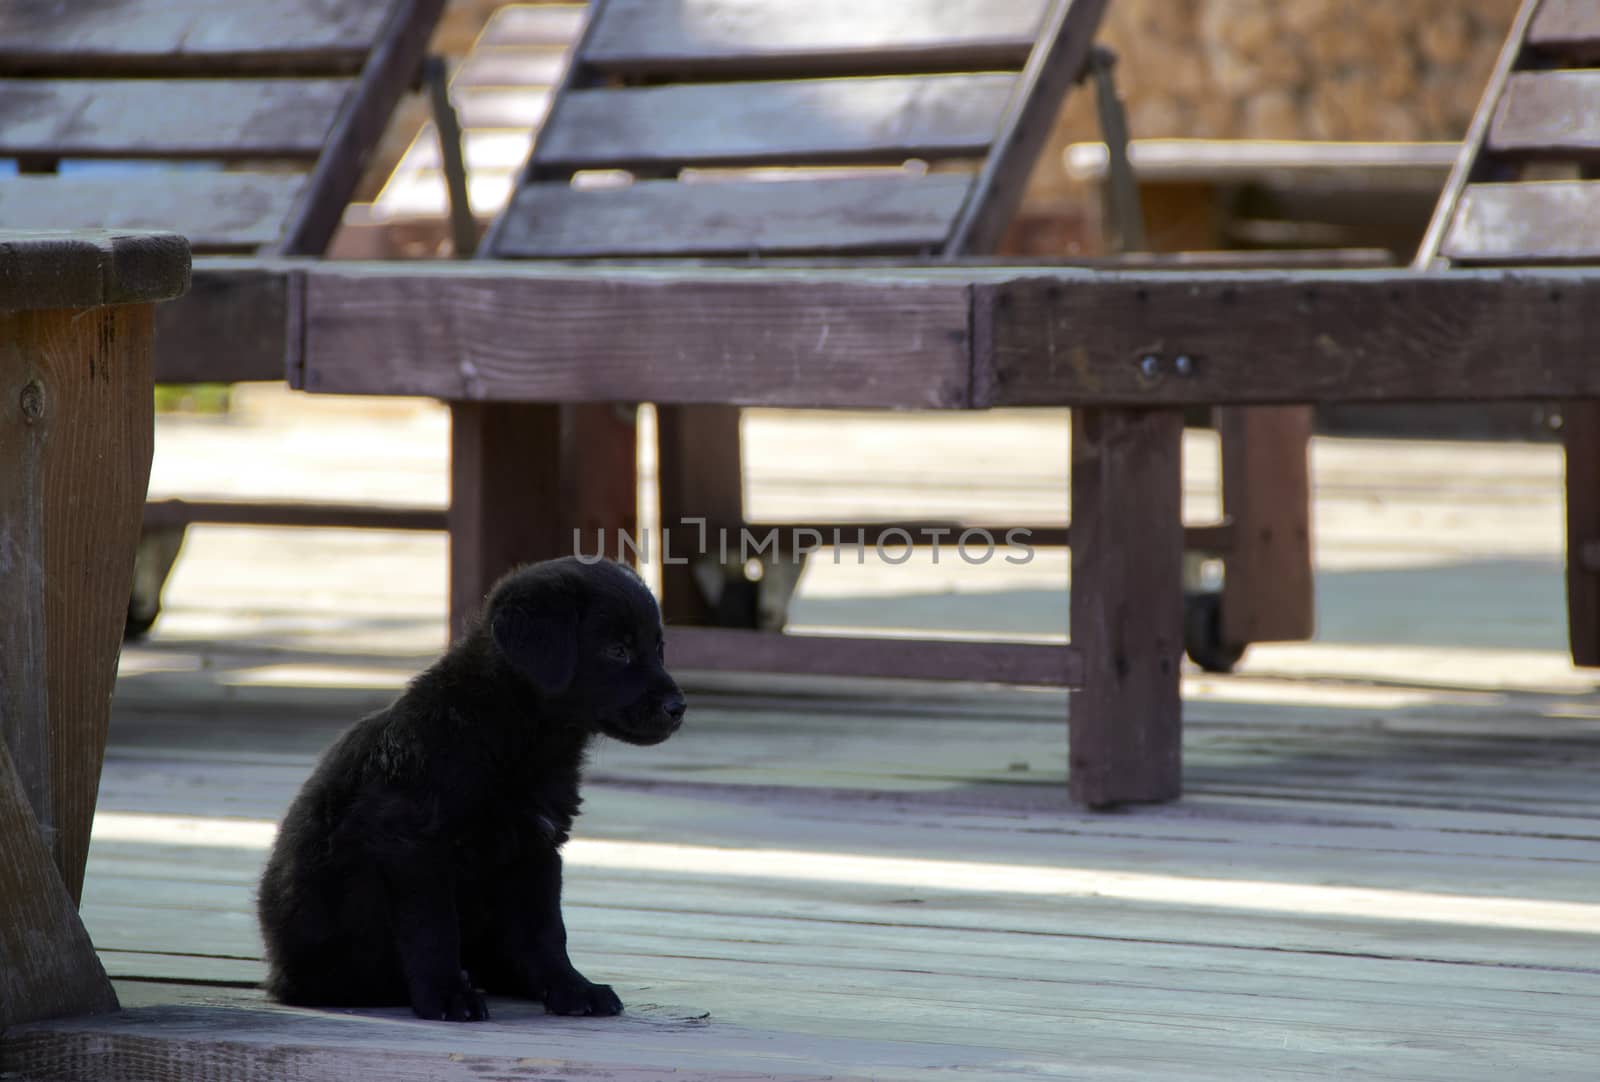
[[293, 264, 1600, 408], [143, 499, 446, 532], [291, 265, 975, 406], [670, 627, 1080, 687], [977, 270, 1600, 406], [158, 261, 293, 384]]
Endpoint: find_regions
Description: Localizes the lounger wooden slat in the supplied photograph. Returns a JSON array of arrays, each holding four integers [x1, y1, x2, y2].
[[493, 174, 974, 259], [583, 0, 1050, 77], [1443, 181, 1600, 263], [1488, 72, 1600, 157], [1528, 0, 1600, 55], [0, 0, 391, 75], [0, 79, 351, 160], [535, 75, 1014, 172], [0, 174, 306, 253]]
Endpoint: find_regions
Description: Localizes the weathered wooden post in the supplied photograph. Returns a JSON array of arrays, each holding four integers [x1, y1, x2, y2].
[[0, 230, 190, 1026]]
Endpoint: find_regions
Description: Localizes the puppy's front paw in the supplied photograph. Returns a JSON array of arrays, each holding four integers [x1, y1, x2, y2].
[[543, 974, 623, 1017], [412, 970, 490, 1022]]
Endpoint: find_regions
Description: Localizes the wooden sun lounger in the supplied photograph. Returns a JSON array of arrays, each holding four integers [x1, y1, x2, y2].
[[0, 0, 446, 634], [1413, 0, 1600, 666], [287, 259, 1600, 806], [430, 0, 1313, 677], [279, 0, 1600, 807]]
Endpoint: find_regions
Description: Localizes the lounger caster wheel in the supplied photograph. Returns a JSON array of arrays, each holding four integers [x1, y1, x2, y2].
[[125, 524, 187, 640], [1184, 591, 1247, 674], [691, 551, 808, 630]]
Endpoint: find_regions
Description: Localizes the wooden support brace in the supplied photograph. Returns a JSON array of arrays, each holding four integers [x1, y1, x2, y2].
[[1069, 407, 1184, 807], [657, 404, 745, 624], [448, 402, 566, 640]]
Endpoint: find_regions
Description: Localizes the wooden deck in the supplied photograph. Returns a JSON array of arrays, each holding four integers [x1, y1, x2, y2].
[[7, 391, 1599, 1079]]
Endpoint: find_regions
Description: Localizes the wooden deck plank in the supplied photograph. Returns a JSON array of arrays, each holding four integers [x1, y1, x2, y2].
[[37, 407, 1600, 1080]]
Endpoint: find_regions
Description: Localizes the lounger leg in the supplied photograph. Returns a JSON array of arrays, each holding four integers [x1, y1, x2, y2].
[[1217, 405, 1316, 646], [1565, 400, 1600, 666], [565, 401, 638, 564], [656, 404, 745, 624], [448, 402, 565, 640], [1069, 407, 1184, 808]]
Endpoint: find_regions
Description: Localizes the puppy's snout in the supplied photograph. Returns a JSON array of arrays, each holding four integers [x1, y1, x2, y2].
[[663, 691, 687, 723]]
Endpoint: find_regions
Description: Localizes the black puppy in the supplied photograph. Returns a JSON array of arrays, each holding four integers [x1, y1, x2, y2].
[[257, 557, 685, 1021]]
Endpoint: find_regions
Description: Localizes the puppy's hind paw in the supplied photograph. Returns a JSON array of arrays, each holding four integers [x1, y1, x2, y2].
[[544, 976, 623, 1017], [412, 970, 490, 1023]]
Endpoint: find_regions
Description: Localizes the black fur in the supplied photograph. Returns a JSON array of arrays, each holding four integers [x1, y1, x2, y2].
[[257, 557, 685, 1022]]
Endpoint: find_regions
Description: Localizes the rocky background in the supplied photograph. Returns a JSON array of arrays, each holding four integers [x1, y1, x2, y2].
[[1087, 0, 1519, 144]]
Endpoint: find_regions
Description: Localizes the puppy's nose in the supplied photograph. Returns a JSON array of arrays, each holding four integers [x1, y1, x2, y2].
[[663, 692, 687, 723]]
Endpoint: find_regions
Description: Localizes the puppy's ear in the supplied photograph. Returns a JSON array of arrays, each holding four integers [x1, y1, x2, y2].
[[491, 602, 577, 695]]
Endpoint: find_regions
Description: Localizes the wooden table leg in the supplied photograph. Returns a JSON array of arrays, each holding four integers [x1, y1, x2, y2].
[[0, 301, 153, 1024], [565, 401, 638, 571], [1069, 407, 1184, 807], [0, 304, 154, 905], [657, 404, 744, 624], [1217, 405, 1316, 645], [1565, 400, 1600, 666]]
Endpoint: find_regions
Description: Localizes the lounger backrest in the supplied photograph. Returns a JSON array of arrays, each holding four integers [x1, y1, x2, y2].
[[1420, 0, 1600, 266], [483, 0, 1108, 261], [0, 0, 444, 255]]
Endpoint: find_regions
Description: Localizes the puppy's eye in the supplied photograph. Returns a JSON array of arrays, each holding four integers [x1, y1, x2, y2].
[[603, 642, 632, 664]]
